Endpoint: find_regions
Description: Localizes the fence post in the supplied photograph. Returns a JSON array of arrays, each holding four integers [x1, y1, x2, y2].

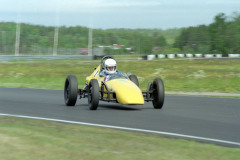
[[53, 26, 59, 56], [15, 23, 21, 56]]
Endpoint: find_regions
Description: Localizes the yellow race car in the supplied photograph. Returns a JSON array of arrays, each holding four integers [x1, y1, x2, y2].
[[64, 55, 165, 110]]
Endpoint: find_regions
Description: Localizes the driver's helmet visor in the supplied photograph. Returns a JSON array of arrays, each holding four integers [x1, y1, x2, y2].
[[107, 66, 116, 71]]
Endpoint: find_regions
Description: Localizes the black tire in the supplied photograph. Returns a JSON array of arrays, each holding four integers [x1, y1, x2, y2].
[[129, 75, 139, 87], [88, 79, 99, 110], [152, 78, 165, 109], [64, 75, 78, 106]]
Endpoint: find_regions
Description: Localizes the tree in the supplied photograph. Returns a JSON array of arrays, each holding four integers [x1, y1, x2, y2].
[[155, 35, 167, 47], [210, 13, 227, 53], [173, 12, 240, 54]]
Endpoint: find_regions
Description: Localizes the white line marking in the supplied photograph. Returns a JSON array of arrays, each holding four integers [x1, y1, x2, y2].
[[1, 113, 240, 147]]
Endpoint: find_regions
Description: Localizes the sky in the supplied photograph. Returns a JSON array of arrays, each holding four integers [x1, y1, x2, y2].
[[0, 0, 240, 29]]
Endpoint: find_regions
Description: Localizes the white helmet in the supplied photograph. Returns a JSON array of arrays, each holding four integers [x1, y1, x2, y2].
[[104, 58, 117, 74]]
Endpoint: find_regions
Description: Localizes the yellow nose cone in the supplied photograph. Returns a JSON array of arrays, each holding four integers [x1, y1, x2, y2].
[[106, 79, 144, 105]]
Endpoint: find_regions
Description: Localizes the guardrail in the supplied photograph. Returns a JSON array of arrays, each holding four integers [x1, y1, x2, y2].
[[142, 54, 240, 60], [0, 55, 94, 62], [1, 54, 239, 62]]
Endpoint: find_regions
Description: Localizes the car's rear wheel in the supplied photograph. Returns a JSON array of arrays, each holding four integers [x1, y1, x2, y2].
[[64, 75, 78, 106], [152, 78, 165, 109], [129, 75, 139, 87], [88, 79, 99, 110]]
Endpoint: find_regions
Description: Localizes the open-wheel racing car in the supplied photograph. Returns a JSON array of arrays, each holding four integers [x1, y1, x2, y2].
[[64, 55, 165, 110]]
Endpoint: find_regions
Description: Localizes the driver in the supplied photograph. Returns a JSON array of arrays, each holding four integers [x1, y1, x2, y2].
[[100, 58, 117, 81], [82, 58, 118, 91]]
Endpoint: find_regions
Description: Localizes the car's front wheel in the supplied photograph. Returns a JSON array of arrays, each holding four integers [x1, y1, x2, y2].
[[88, 79, 99, 110], [64, 75, 78, 106], [152, 78, 165, 109]]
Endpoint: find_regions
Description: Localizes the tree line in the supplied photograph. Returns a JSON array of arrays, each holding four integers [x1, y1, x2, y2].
[[0, 12, 239, 55], [0, 22, 177, 55], [173, 12, 240, 54]]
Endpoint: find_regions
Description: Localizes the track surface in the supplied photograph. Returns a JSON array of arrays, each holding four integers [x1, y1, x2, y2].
[[0, 88, 240, 146]]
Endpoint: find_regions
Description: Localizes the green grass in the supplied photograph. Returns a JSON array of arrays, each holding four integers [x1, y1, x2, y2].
[[0, 116, 239, 160], [0, 59, 240, 93]]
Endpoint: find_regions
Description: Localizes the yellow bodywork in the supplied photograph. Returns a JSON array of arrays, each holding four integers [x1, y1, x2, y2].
[[86, 65, 144, 105], [106, 79, 144, 105], [87, 65, 104, 86]]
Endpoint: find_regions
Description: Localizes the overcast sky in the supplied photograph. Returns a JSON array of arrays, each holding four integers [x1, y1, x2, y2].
[[0, 0, 239, 29]]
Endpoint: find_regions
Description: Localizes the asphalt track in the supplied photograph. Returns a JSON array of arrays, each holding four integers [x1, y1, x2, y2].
[[0, 88, 240, 147]]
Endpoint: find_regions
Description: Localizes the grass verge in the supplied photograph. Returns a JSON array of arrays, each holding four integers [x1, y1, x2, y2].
[[0, 59, 239, 93], [0, 116, 239, 160]]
